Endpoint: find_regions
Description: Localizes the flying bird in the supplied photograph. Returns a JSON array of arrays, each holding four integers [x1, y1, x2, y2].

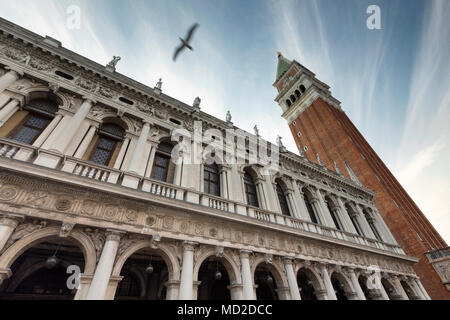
[[173, 23, 199, 61]]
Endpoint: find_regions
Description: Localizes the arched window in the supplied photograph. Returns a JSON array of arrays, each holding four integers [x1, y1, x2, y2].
[[286, 99, 291, 107], [7, 98, 58, 145], [89, 123, 124, 166], [290, 95, 296, 103], [304, 192, 319, 224], [346, 204, 364, 236], [295, 90, 301, 98], [300, 85, 306, 93], [243, 171, 259, 208], [204, 163, 221, 197], [275, 180, 291, 216], [151, 142, 174, 183]]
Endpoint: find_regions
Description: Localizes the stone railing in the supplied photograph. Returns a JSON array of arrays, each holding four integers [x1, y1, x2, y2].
[[0, 137, 405, 255]]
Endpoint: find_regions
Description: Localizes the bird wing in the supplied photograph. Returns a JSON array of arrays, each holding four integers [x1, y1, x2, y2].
[[173, 43, 185, 61], [185, 23, 199, 43]]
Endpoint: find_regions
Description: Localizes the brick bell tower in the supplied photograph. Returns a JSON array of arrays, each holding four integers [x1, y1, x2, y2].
[[273, 52, 450, 299]]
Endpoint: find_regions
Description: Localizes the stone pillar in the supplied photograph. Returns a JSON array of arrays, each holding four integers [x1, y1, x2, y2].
[[315, 189, 336, 228], [32, 112, 63, 148], [0, 93, 10, 109], [178, 241, 197, 300], [85, 231, 122, 300], [414, 278, 431, 300], [284, 258, 301, 300], [409, 277, 426, 300], [173, 151, 183, 186], [372, 208, 397, 244], [74, 274, 93, 300], [113, 135, 131, 170], [0, 98, 20, 126], [292, 181, 308, 220], [240, 250, 255, 300], [74, 124, 98, 158], [127, 121, 151, 174], [230, 164, 245, 202], [392, 276, 409, 300], [144, 142, 158, 178], [263, 178, 279, 212], [255, 180, 267, 209], [355, 204, 377, 239], [165, 280, 181, 300], [319, 264, 337, 300], [50, 98, 95, 154], [220, 166, 229, 199], [228, 283, 243, 300], [0, 214, 23, 252], [336, 197, 358, 234], [0, 69, 22, 93], [347, 268, 366, 300]]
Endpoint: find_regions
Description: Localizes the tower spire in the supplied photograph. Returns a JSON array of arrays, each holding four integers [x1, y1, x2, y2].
[[275, 51, 292, 82]]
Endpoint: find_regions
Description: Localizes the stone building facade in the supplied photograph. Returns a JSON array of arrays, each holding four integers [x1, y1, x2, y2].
[[274, 53, 450, 299], [0, 18, 431, 300]]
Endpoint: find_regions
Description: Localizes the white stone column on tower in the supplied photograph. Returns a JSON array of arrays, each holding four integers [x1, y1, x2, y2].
[[0, 98, 20, 126], [74, 124, 99, 158], [0, 214, 23, 252], [32, 112, 64, 148], [347, 268, 366, 300], [283, 258, 301, 300], [240, 250, 255, 300], [0, 69, 22, 94], [50, 97, 95, 154], [178, 241, 197, 300], [318, 263, 337, 300], [85, 230, 122, 300], [372, 208, 397, 244], [143, 142, 158, 178]]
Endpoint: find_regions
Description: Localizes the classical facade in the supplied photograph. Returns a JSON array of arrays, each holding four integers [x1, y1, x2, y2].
[[274, 53, 450, 299], [0, 18, 431, 300]]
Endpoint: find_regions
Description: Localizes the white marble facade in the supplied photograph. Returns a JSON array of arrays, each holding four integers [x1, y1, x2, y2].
[[0, 18, 430, 300]]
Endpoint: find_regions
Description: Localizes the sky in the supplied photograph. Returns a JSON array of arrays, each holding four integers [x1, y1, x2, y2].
[[0, 0, 448, 243]]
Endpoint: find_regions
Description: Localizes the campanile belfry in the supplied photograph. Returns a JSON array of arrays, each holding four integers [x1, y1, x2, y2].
[[273, 52, 450, 299]]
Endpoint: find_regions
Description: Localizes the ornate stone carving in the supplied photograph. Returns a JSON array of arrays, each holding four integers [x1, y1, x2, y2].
[[215, 246, 224, 258], [150, 235, 161, 249], [264, 253, 273, 265], [0, 185, 19, 201], [59, 223, 75, 237], [84, 228, 105, 262], [1, 220, 47, 253]]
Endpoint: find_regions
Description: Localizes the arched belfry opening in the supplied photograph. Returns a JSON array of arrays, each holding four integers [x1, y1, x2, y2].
[[297, 268, 318, 300], [254, 264, 279, 300]]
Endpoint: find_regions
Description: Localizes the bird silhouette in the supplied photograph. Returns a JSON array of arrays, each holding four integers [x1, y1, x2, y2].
[[173, 23, 199, 61]]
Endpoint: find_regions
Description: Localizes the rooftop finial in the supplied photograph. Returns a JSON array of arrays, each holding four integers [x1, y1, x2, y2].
[[277, 51, 282, 57]]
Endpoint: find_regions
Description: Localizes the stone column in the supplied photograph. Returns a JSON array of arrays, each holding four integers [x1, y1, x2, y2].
[[0, 98, 20, 126], [50, 98, 95, 154], [0, 214, 23, 252], [85, 231, 122, 300], [165, 280, 181, 300], [283, 258, 301, 300], [0, 93, 10, 109], [286, 192, 298, 218], [144, 142, 158, 178], [230, 164, 244, 202], [319, 264, 337, 300], [315, 189, 336, 228], [292, 181, 308, 220], [127, 121, 151, 174], [372, 208, 397, 244], [414, 278, 431, 300], [347, 268, 366, 300], [409, 277, 426, 300], [255, 180, 267, 209], [113, 135, 131, 170], [0, 69, 22, 93], [220, 166, 229, 199], [355, 204, 377, 239], [74, 124, 98, 158], [392, 276, 409, 300], [74, 274, 93, 300], [240, 250, 255, 300], [32, 112, 63, 148], [336, 197, 358, 234], [228, 283, 243, 300], [178, 241, 197, 300], [173, 150, 183, 185]]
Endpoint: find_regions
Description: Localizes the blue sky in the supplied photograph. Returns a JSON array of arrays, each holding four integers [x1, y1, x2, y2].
[[0, 0, 449, 243]]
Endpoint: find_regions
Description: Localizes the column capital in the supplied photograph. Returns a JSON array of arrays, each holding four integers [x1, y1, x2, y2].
[[0, 213, 24, 227], [105, 229, 125, 242], [282, 257, 294, 265], [240, 249, 253, 258], [142, 119, 153, 126], [182, 240, 198, 251], [82, 96, 97, 105]]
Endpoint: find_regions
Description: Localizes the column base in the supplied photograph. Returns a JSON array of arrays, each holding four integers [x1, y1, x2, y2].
[[33, 151, 63, 169]]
